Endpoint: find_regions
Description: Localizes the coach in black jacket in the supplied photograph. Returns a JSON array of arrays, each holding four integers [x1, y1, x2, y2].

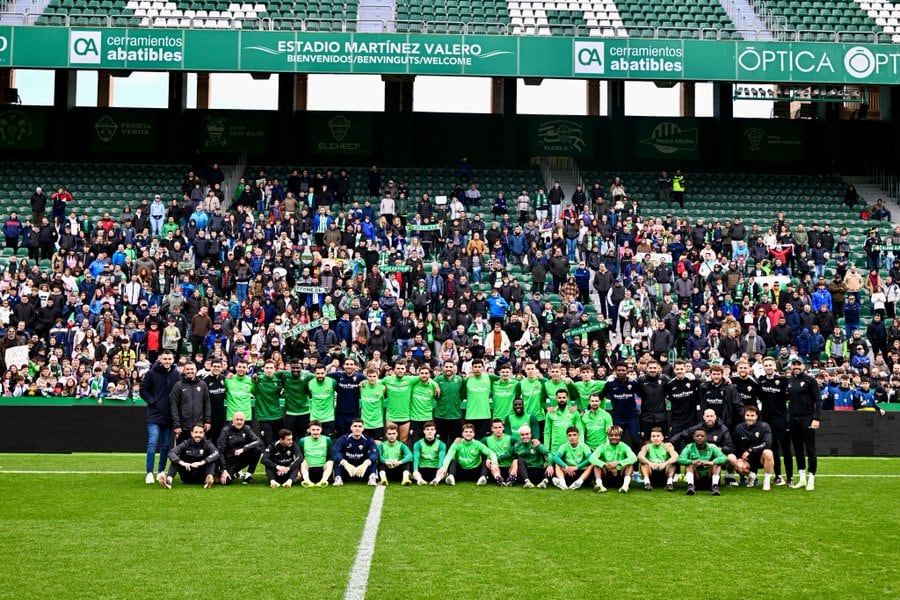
[[169, 362, 211, 442], [787, 359, 822, 491]]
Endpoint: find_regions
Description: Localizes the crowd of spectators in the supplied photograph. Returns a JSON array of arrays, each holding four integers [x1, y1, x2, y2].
[[0, 163, 896, 411]]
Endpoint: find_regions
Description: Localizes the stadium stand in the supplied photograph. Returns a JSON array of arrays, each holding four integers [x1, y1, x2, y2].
[[762, 0, 891, 42]]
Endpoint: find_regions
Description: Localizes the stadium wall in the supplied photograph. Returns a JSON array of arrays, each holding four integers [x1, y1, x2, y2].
[[0, 105, 891, 172], [0, 405, 896, 455]]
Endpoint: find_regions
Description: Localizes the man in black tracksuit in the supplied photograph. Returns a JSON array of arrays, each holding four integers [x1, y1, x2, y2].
[[159, 424, 220, 488], [787, 359, 822, 491], [732, 405, 775, 490], [698, 365, 744, 430], [203, 359, 228, 444], [636, 360, 669, 441], [217, 412, 262, 484], [758, 356, 793, 485], [169, 362, 211, 443], [261, 429, 303, 488], [665, 361, 700, 448]]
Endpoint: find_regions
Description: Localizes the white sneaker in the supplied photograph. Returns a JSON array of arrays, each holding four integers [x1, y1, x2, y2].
[[145, 472, 155, 485], [445, 475, 456, 486], [552, 477, 568, 490], [774, 475, 786, 486], [367, 474, 378, 486], [569, 479, 583, 490], [270, 480, 280, 488], [791, 478, 807, 489], [415, 474, 426, 486], [333, 476, 344, 487], [476, 476, 488, 486], [762, 479, 771, 491], [283, 479, 292, 489], [618, 485, 628, 494], [594, 482, 607, 493], [536, 480, 548, 489], [806, 474, 815, 491], [523, 480, 535, 489]]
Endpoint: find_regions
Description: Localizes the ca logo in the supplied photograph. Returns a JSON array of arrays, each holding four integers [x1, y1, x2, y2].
[[70, 31, 101, 64], [574, 41, 604, 75]]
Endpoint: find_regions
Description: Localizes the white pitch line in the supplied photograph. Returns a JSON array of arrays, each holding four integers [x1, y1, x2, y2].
[[0, 470, 141, 474], [344, 485, 386, 600]]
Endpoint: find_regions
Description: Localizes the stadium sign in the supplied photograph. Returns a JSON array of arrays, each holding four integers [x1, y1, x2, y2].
[[5, 27, 900, 84], [0, 26, 10, 66]]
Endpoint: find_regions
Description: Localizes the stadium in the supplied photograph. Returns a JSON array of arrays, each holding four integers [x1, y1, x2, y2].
[[0, 2, 898, 598]]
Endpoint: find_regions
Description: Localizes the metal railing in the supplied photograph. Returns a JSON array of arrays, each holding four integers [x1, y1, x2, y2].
[[868, 163, 900, 205], [1, 10, 898, 44]]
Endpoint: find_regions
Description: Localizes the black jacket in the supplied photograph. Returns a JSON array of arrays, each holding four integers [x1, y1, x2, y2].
[[636, 375, 669, 422], [168, 437, 219, 464], [140, 361, 181, 425], [217, 423, 262, 460], [169, 376, 211, 431], [262, 440, 303, 470], [787, 374, 822, 422], [698, 380, 744, 428], [733, 421, 772, 454]]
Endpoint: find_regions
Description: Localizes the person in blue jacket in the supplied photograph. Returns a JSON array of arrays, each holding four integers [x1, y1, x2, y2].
[[332, 419, 380, 486]]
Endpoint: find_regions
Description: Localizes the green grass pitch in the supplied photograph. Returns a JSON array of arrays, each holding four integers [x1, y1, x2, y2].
[[0, 455, 897, 600]]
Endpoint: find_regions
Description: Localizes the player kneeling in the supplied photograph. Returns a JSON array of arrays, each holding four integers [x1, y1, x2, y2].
[[509, 425, 553, 489], [436, 423, 499, 485], [551, 427, 593, 490], [677, 429, 728, 496], [588, 425, 638, 493], [159, 424, 220, 489], [262, 429, 303, 488], [378, 424, 413, 485], [299, 420, 335, 488], [733, 405, 776, 491], [637, 427, 679, 492], [412, 422, 447, 486]]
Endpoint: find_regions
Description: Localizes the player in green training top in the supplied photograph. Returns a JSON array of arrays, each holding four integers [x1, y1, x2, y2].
[[544, 389, 583, 456], [480, 419, 515, 486], [489, 364, 520, 422], [542, 363, 575, 407], [382, 361, 418, 444], [509, 425, 553, 489], [359, 366, 387, 440], [281, 359, 313, 439], [582, 393, 614, 450], [462, 359, 493, 438], [224, 360, 255, 420], [409, 365, 441, 444], [678, 428, 728, 496], [503, 398, 540, 443], [412, 421, 447, 486], [433, 362, 464, 446], [377, 423, 413, 485], [551, 426, 593, 490], [588, 425, 638, 493], [307, 364, 337, 437], [571, 364, 605, 410], [637, 426, 679, 491], [518, 361, 547, 435], [253, 360, 284, 446], [299, 420, 335, 487], [436, 422, 499, 485]]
